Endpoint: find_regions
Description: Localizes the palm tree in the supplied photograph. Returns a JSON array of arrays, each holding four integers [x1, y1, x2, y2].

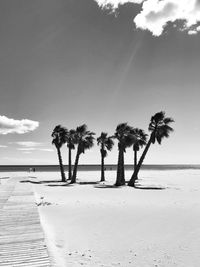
[[114, 123, 135, 186], [51, 125, 67, 182], [132, 128, 148, 170], [97, 132, 114, 182], [71, 124, 95, 184], [65, 129, 76, 180], [128, 111, 174, 187]]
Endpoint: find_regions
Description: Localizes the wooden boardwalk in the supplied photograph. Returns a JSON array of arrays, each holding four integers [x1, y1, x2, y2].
[[0, 177, 51, 267]]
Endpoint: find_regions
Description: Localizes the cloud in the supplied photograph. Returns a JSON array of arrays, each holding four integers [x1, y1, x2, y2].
[[94, 0, 143, 9], [95, 0, 200, 36], [188, 30, 197, 35], [17, 148, 36, 151], [134, 0, 200, 36], [17, 147, 54, 152], [0, 145, 7, 148], [15, 141, 42, 147], [39, 148, 54, 152], [0, 115, 39, 135], [14, 141, 53, 153]]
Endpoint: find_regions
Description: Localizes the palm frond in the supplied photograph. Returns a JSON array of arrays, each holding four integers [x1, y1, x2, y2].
[[66, 128, 76, 149], [101, 148, 107, 158], [114, 123, 135, 147], [123, 134, 136, 148], [51, 125, 67, 148], [164, 117, 174, 124], [75, 125, 95, 154], [151, 111, 165, 124], [76, 124, 87, 134], [148, 111, 174, 145], [105, 138, 114, 151]]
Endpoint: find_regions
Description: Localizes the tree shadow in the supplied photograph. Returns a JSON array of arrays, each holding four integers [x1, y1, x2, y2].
[[47, 183, 73, 187], [0, 176, 10, 179], [94, 184, 121, 189], [20, 180, 66, 185], [20, 180, 33, 183], [78, 181, 99, 185], [33, 180, 64, 184], [134, 185, 166, 190]]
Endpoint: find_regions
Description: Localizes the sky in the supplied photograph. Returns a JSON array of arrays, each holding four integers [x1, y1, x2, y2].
[[0, 0, 200, 165]]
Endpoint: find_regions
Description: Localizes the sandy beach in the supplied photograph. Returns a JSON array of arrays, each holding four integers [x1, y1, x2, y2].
[[1, 0, 200, 266], [15, 168, 199, 267]]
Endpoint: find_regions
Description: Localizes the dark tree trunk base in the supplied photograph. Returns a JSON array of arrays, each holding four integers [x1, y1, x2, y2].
[[115, 181, 126, 186], [128, 175, 138, 187]]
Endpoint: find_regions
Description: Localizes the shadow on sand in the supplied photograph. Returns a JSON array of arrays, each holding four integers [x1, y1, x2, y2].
[[95, 182, 166, 190], [78, 181, 99, 185], [20, 180, 72, 187], [0, 176, 10, 179], [20, 180, 166, 190], [47, 183, 73, 187], [94, 184, 121, 189], [134, 185, 166, 190], [21, 180, 61, 184]]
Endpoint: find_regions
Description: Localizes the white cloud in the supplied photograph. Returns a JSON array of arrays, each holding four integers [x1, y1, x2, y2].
[[17, 147, 54, 152], [134, 0, 200, 36], [15, 141, 42, 147], [196, 25, 200, 31], [95, 0, 143, 9], [14, 141, 53, 153], [39, 148, 54, 152], [95, 0, 200, 36], [0, 115, 39, 135], [17, 148, 36, 151], [0, 145, 7, 148], [188, 30, 197, 35]]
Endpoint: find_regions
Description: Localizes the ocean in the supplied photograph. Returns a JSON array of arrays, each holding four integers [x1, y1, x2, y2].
[[0, 164, 200, 172]]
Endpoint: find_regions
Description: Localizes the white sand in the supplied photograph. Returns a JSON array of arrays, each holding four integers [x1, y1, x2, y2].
[[32, 169, 200, 267]]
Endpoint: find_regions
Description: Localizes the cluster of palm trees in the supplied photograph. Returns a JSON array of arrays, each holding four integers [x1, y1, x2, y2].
[[51, 111, 174, 187]]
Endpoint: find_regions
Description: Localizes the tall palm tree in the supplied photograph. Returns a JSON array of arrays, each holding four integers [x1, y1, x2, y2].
[[114, 123, 135, 186], [132, 128, 148, 170], [97, 132, 114, 182], [51, 125, 67, 182], [71, 124, 95, 184], [128, 111, 174, 187], [65, 129, 76, 180]]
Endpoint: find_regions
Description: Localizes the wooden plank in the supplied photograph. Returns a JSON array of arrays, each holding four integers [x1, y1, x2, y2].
[[0, 178, 52, 266]]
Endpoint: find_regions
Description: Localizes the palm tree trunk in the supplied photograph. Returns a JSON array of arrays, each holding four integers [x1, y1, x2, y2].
[[57, 147, 66, 182], [121, 149, 125, 185], [68, 147, 72, 180], [100, 152, 105, 182], [134, 149, 137, 170], [128, 135, 153, 187], [115, 145, 125, 186], [71, 150, 80, 184]]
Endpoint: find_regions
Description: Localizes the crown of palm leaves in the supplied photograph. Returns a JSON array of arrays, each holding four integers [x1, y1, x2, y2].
[[75, 124, 95, 154], [114, 123, 136, 149], [149, 111, 174, 144], [97, 132, 114, 157], [51, 125, 68, 148], [132, 128, 148, 151]]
